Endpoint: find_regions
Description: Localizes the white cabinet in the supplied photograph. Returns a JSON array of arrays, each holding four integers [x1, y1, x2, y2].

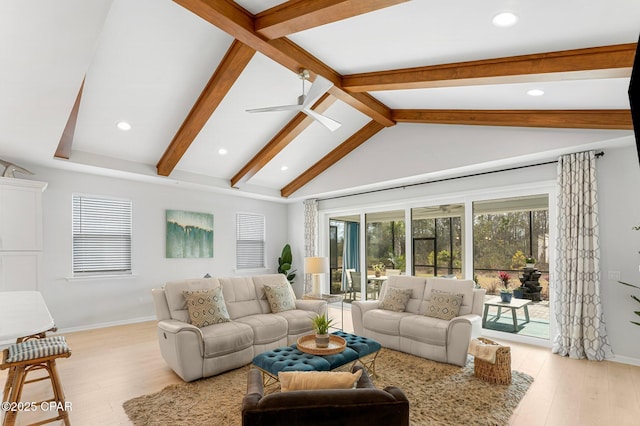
[[0, 177, 46, 291]]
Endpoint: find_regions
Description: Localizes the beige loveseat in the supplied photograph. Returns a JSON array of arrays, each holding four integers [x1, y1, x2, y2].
[[352, 276, 486, 366], [152, 274, 325, 382]]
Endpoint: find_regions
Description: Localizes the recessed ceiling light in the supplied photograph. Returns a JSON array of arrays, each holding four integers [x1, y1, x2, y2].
[[492, 12, 518, 27], [280, 166, 289, 171], [218, 148, 228, 155], [116, 121, 131, 131], [527, 89, 545, 97]]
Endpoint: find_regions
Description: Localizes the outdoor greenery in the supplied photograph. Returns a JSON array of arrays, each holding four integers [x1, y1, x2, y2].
[[473, 211, 549, 272], [329, 200, 550, 300], [366, 219, 406, 271]]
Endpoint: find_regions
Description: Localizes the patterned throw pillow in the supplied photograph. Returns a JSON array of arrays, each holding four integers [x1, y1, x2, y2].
[[422, 290, 463, 320], [183, 287, 231, 327], [378, 287, 413, 312], [263, 284, 296, 313]]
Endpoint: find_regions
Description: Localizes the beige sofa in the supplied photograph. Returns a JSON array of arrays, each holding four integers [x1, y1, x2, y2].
[[352, 276, 486, 366], [152, 274, 325, 381]]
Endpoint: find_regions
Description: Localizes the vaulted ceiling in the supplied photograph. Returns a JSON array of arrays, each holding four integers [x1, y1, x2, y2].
[[2, 0, 638, 202]]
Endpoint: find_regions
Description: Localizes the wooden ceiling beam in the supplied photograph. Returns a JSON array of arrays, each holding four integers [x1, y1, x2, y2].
[[343, 43, 637, 92], [173, 0, 394, 126], [281, 120, 385, 197], [230, 93, 337, 188], [255, 0, 408, 40], [55, 78, 84, 159], [156, 40, 255, 176], [392, 109, 633, 130]]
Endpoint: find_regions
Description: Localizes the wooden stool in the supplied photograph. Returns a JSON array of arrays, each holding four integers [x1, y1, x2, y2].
[[1, 336, 71, 426]]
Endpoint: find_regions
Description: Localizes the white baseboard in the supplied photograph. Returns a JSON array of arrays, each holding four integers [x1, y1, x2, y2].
[[0, 316, 157, 348], [610, 354, 640, 366], [54, 315, 157, 335]]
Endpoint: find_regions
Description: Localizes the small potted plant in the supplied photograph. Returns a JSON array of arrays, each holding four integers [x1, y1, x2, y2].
[[311, 313, 334, 348], [498, 271, 513, 303], [525, 257, 536, 269], [372, 263, 385, 277]]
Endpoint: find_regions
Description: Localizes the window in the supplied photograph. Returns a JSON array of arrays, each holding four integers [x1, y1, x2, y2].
[[473, 195, 549, 298], [72, 195, 132, 276], [411, 204, 464, 278], [236, 213, 265, 269]]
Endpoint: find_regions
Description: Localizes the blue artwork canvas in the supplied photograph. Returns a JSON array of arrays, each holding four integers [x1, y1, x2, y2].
[[166, 210, 214, 258]]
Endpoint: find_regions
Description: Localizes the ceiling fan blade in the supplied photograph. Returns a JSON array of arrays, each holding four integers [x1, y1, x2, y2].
[[246, 104, 303, 113], [304, 108, 342, 132], [301, 75, 334, 109]]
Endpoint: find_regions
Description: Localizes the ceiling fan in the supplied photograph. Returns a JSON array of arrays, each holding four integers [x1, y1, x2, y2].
[[246, 69, 341, 132]]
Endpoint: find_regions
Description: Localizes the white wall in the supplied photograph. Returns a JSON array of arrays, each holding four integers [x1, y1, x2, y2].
[[597, 145, 640, 363], [29, 166, 288, 330], [287, 202, 306, 298], [294, 143, 640, 363]]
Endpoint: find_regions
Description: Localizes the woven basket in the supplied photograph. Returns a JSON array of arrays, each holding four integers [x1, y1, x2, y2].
[[473, 337, 512, 385]]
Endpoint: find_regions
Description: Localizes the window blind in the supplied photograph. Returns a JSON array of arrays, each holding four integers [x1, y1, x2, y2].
[[72, 195, 132, 275], [236, 213, 265, 269]]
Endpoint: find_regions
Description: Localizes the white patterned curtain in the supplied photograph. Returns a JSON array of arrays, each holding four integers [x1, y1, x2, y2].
[[553, 151, 612, 360], [303, 199, 318, 294]]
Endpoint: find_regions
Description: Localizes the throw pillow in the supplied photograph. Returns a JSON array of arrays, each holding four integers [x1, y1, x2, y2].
[[263, 283, 296, 313], [183, 287, 231, 327], [378, 287, 413, 312], [422, 290, 463, 320], [278, 369, 363, 392]]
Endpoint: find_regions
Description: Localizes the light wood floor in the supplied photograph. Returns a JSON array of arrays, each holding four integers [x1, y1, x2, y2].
[[2, 306, 639, 425]]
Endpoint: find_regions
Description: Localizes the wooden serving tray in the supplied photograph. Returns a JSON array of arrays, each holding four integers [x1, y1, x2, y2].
[[297, 334, 346, 355]]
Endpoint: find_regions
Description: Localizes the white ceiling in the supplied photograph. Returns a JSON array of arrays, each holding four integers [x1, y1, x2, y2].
[[1, 0, 638, 203]]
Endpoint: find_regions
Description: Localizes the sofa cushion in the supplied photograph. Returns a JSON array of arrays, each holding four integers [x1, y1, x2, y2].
[[399, 315, 448, 346], [380, 275, 426, 314], [279, 370, 363, 392], [252, 274, 294, 314], [423, 278, 474, 316], [421, 290, 463, 320], [220, 277, 263, 320], [235, 314, 288, 345], [183, 287, 231, 327], [201, 321, 254, 358], [263, 283, 296, 313], [378, 287, 413, 312], [362, 309, 412, 335], [273, 309, 315, 335], [164, 278, 221, 322]]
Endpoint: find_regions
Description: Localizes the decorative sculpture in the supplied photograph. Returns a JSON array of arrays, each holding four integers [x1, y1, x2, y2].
[[0, 159, 34, 178]]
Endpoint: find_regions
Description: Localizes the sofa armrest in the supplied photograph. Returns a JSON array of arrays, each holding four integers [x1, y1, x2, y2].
[[242, 369, 264, 413], [351, 300, 380, 335], [446, 314, 482, 366], [152, 287, 171, 320], [294, 299, 326, 314], [158, 319, 203, 337], [156, 319, 206, 381]]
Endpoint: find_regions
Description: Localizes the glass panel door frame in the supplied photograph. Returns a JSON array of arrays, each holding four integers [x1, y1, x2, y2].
[[317, 179, 557, 347]]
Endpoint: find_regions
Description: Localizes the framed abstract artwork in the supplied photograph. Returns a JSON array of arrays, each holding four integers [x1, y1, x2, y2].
[[166, 210, 214, 258]]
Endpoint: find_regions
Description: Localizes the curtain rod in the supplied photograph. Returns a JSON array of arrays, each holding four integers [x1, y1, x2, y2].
[[317, 151, 604, 202]]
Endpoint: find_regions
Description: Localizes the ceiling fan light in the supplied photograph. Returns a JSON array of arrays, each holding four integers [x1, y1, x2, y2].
[[492, 12, 518, 27], [280, 166, 288, 171]]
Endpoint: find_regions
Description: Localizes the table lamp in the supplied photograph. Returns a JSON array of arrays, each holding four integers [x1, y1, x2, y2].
[[305, 256, 329, 296]]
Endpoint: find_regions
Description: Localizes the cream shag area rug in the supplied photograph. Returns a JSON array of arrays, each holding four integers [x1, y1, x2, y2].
[[123, 349, 533, 426]]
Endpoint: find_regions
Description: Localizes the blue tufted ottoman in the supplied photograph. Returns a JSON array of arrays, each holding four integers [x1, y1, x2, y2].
[[252, 331, 381, 385]]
